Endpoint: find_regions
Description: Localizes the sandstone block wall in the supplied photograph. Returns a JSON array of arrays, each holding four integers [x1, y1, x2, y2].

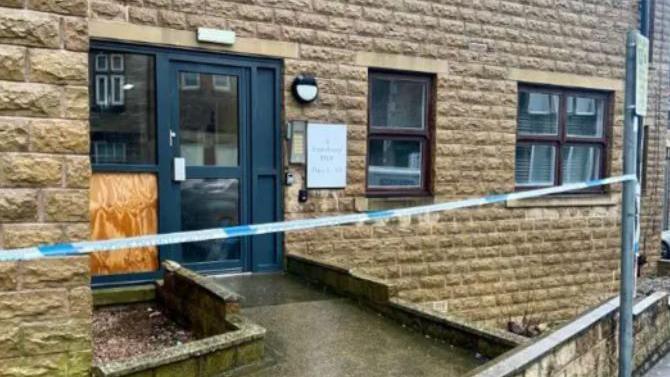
[[0, 1, 91, 251], [0, 257, 92, 377], [642, 0, 670, 270], [0, 1, 93, 375], [88, 0, 670, 328], [466, 293, 670, 377]]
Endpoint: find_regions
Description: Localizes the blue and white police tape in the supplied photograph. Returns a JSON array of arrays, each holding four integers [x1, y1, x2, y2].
[[0, 174, 637, 262]]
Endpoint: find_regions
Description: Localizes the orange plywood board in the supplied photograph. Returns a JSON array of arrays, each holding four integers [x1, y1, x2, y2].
[[90, 173, 159, 275]]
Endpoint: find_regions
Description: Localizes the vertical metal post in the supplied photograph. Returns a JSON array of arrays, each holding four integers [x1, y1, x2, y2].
[[619, 30, 638, 377]]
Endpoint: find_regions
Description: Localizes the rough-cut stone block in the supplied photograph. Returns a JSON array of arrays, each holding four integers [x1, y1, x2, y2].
[[30, 119, 89, 154], [44, 189, 89, 222], [63, 17, 88, 52], [2, 224, 64, 249], [129, 7, 158, 25], [0, 153, 63, 187], [0, 0, 23, 8], [91, 0, 126, 19], [0, 289, 67, 320], [236, 341, 264, 365], [154, 359, 198, 376], [21, 257, 89, 289], [0, 81, 61, 117], [62, 86, 89, 119], [158, 10, 187, 29], [1, 353, 70, 377], [0, 189, 38, 222], [203, 349, 236, 375], [68, 350, 93, 377], [0, 321, 21, 358], [0, 118, 29, 152], [22, 319, 91, 355], [63, 223, 90, 242], [69, 285, 93, 318], [65, 156, 91, 188], [0, 45, 25, 81], [0, 9, 60, 48], [28, 0, 88, 16], [0, 262, 17, 290], [29, 49, 88, 85]]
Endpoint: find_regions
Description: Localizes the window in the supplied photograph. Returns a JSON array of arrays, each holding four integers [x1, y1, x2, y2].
[[90, 50, 156, 165], [180, 72, 200, 90], [515, 85, 610, 190], [367, 71, 433, 196]]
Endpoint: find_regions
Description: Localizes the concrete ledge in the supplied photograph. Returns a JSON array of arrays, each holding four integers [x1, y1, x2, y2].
[[465, 292, 670, 377], [355, 51, 449, 73], [506, 193, 617, 208], [286, 254, 521, 359], [93, 262, 263, 377], [508, 68, 624, 91], [658, 259, 670, 276], [92, 314, 265, 377], [90, 20, 299, 59], [389, 298, 528, 357], [93, 284, 156, 307]]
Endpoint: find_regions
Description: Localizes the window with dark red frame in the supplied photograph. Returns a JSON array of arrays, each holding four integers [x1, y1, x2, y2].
[[367, 71, 433, 196], [515, 85, 610, 191]]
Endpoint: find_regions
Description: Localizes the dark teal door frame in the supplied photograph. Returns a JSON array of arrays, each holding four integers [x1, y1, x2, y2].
[[91, 41, 283, 287]]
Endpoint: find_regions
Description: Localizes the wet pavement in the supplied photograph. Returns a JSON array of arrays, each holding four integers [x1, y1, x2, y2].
[[214, 273, 482, 377], [644, 351, 670, 377]]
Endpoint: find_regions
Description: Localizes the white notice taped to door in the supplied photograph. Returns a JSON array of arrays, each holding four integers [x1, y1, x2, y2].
[[306, 123, 347, 189]]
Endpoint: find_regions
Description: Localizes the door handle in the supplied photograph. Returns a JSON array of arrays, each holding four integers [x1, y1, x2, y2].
[[169, 129, 177, 147]]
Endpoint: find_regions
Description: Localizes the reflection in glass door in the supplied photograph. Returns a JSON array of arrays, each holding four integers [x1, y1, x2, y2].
[[171, 67, 248, 272]]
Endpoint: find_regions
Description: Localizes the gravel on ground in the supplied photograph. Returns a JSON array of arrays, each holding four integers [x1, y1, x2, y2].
[[93, 303, 194, 364]]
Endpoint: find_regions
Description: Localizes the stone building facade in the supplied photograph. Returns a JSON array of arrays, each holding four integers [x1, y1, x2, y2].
[[0, 0, 668, 333]]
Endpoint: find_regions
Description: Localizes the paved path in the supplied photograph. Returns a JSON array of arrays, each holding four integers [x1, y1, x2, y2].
[[215, 273, 482, 377], [645, 352, 670, 377]]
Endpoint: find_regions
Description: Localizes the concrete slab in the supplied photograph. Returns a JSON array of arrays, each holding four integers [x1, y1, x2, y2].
[[645, 351, 670, 377], [214, 273, 482, 377]]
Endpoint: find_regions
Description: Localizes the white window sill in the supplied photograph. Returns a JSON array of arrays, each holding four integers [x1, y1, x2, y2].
[[506, 193, 617, 208]]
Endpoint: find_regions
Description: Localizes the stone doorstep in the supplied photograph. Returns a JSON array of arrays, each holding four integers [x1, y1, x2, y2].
[[91, 314, 266, 377], [464, 292, 670, 377]]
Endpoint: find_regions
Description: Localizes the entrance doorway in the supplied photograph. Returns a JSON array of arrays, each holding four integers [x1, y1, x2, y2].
[[90, 43, 283, 285]]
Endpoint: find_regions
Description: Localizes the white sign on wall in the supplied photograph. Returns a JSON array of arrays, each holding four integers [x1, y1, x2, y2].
[[306, 123, 347, 189], [636, 33, 649, 117]]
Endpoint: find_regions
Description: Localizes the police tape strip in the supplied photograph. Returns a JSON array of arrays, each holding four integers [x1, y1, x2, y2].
[[0, 174, 637, 262]]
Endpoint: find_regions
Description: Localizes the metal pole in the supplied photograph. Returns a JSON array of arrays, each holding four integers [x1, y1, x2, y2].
[[619, 30, 638, 377]]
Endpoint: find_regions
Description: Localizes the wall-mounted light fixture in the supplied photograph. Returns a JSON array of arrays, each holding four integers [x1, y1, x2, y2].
[[291, 74, 319, 104], [197, 27, 236, 45]]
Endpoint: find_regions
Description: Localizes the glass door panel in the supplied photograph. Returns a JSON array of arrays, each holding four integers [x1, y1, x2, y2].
[[171, 64, 248, 272], [179, 72, 239, 167], [180, 178, 241, 264]]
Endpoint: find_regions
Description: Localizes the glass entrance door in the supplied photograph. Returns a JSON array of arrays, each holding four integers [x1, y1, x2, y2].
[[169, 63, 249, 273]]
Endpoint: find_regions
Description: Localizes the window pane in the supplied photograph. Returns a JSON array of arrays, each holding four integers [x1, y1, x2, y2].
[[181, 179, 240, 263], [179, 73, 239, 167], [90, 52, 156, 165], [368, 139, 423, 188], [515, 144, 556, 186], [518, 91, 559, 135], [561, 144, 602, 183], [567, 96, 604, 138], [370, 76, 427, 129]]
